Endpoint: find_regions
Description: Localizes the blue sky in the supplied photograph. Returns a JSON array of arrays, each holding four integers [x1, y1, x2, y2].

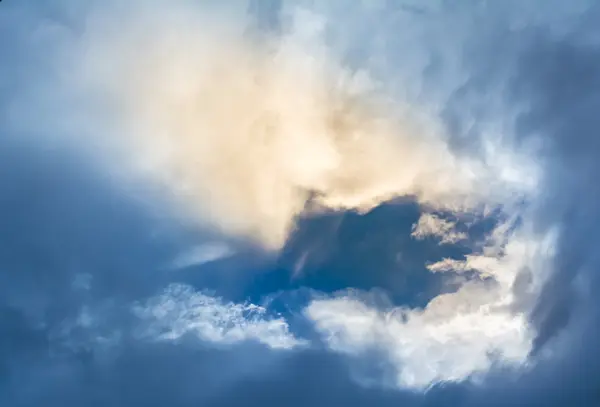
[[2, 1, 600, 406]]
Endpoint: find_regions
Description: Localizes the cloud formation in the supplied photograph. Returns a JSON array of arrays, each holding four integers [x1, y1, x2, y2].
[[306, 220, 557, 388], [3, 0, 592, 399], [17, 1, 538, 251], [411, 213, 468, 245], [134, 283, 302, 350]]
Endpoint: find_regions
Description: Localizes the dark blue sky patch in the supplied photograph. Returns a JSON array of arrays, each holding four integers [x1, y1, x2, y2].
[[175, 199, 510, 318], [177, 200, 488, 310]]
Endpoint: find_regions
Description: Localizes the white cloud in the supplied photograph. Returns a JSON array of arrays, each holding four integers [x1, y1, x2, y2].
[[411, 213, 467, 245], [307, 294, 530, 389], [133, 284, 304, 350], [426, 258, 471, 274], [307, 224, 558, 389]]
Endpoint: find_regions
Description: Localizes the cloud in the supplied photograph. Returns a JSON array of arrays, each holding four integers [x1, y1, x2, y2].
[[411, 213, 467, 245], [171, 243, 235, 270], [9, 0, 538, 251], [307, 293, 529, 389], [5, 0, 600, 403], [133, 283, 303, 350], [3, 0, 549, 392], [306, 220, 558, 389]]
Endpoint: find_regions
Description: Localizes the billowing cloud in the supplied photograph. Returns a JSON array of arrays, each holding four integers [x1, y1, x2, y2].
[[11, 0, 537, 250]]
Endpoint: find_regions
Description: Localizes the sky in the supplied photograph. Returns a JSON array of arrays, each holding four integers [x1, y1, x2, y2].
[[1, 0, 600, 406]]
